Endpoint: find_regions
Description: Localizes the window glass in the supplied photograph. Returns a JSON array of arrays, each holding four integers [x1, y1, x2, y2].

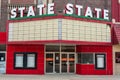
[[38, 0, 43, 4], [0, 53, 5, 61], [14, 52, 36, 69], [77, 54, 81, 63], [61, 46, 75, 52], [15, 54, 23, 67], [46, 45, 60, 52], [95, 54, 106, 69], [97, 55, 104, 68], [78, 53, 93, 64], [27, 54, 35, 68], [115, 52, 120, 63]]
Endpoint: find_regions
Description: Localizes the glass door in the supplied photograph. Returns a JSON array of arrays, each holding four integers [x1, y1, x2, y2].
[[46, 52, 75, 74], [61, 54, 67, 73], [46, 53, 54, 73], [55, 53, 60, 73], [69, 54, 75, 73], [61, 53, 75, 73]]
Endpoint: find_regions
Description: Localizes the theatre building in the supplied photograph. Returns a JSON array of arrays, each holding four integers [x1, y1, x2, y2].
[[5, 0, 113, 75]]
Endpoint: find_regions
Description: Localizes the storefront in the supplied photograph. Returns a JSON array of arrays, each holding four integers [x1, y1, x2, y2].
[[6, 15, 113, 75]]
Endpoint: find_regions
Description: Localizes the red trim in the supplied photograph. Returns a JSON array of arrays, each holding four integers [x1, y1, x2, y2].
[[8, 15, 112, 24], [8, 40, 112, 45]]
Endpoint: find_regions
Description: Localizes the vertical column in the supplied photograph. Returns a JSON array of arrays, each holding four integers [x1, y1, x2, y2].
[[58, 19, 62, 40]]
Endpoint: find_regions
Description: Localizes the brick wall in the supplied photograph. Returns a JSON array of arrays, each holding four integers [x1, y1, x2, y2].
[[10, 0, 35, 4], [0, 0, 8, 32], [54, 0, 111, 20], [112, 0, 119, 22]]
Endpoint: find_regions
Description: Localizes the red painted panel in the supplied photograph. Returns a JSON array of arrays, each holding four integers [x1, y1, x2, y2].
[[6, 44, 44, 74], [0, 32, 6, 44], [76, 45, 113, 75]]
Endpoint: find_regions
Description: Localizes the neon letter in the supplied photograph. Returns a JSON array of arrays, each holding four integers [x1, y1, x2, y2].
[[27, 6, 35, 17], [11, 8, 17, 18], [48, 3, 54, 14], [85, 7, 93, 17]]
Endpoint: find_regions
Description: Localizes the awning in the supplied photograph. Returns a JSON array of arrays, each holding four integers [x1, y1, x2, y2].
[[113, 24, 120, 44]]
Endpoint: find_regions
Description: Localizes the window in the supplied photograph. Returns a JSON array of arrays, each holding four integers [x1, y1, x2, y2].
[[27, 54, 35, 68], [15, 54, 23, 67], [38, 0, 43, 4], [14, 52, 37, 69], [77, 53, 94, 64], [115, 52, 120, 63], [95, 54, 106, 69], [0, 53, 5, 61]]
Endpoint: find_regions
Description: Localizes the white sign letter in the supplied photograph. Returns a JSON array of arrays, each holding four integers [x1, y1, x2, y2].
[[103, 9, 109, 20], [27, 6, 35, 17], [11, 8, 17, 18], [65, 3, 74, 15], [95, 8, 101, 18], [75, 5, 83, 16], [18, 7, 25, 17], [48, 3, 54, 14], [85, 7, 93, 17], [37, 4, 45, 15]]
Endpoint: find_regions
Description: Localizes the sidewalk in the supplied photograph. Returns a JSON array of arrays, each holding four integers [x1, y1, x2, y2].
[[0, 74, 120, 80]]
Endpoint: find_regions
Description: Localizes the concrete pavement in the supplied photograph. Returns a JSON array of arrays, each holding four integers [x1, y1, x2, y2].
[[0, 74, 120, 80]]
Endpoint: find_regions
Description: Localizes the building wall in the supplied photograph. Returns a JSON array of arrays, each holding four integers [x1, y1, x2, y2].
[[54, 0, 111, 19], [6, 45, 44, 74], [76, 45, 113, 75], [0, 0, 8, 32], [10, 0, 35, 4], [113, 45, 120, 75], [112, 0, 120, 22]]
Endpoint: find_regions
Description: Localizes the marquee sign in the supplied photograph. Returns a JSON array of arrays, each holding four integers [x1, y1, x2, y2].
[[10, 3, 109, 20]]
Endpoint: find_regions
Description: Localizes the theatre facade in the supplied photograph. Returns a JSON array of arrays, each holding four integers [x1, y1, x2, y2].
[[6, 14, 113, 75], [0, 0, 115, 75]]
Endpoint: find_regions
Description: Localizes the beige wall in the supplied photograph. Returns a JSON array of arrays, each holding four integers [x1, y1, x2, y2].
[[8, 19, 59, 41], [62, 19, 111, 42], [113, 45, 120, 75], [8, 19, 111, 42]]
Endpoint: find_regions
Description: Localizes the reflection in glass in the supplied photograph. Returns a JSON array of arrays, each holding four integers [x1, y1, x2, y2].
[[69, 54, 75, 73], [55, 53, 60, 73], [61, 54, 67, 73], [46, 54, 53, 73]]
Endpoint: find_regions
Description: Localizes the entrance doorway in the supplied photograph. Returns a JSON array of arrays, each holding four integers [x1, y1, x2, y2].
[[45, 45, 76, 74], [0, 51, 6, 74], [46, 52, 75, 73]]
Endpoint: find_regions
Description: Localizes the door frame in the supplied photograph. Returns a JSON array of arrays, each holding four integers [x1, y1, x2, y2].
[[45, 52, 76, 74], [61, 52, 76, 74], [0, 51, 6, 74]]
